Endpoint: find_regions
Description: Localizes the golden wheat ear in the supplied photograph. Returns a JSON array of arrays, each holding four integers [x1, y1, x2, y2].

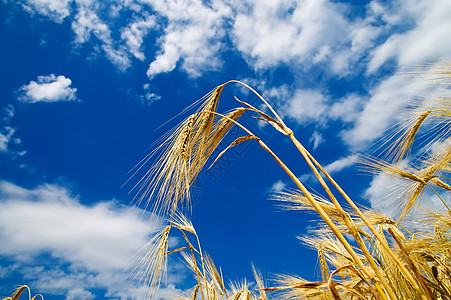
[[131, 225, 171, 300], [251, 264, 267, 300], [3, 285, 43, 300]]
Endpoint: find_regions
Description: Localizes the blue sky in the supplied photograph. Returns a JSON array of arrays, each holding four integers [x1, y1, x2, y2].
[[0, 0, 450, 299]]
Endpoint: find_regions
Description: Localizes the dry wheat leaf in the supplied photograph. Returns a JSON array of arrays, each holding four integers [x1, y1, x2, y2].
[[208, 135, 257, 169]]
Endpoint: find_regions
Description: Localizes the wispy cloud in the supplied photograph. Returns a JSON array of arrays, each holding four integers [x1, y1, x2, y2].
[[18, 74, 77, 103], [340, 0, 451, 149], [71, 4, 132, 71], [0, 105, 24, 156], [21, 0, 72, 23], [15, 0, 451, 149], [298, 155, 357, 184], [0, 127, 15, 153], [0, 181, 183, 298], [121, 14, 156, 61], [367, 0, 451, 74], [342, 61, 449, 149], [269, 180, 287, 193], [144, 0, 231, 78], [324, 155, 357, 174], [21, 0, 231, 75], [140, 83, 161, 105], [309, 131, 323, 150], [260, 0, 451, 150]]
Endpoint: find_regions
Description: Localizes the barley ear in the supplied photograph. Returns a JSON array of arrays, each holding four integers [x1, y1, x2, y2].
[[11, 286, 29, 300], [252, 264, 267, 300], [208, 135, 257, 169]]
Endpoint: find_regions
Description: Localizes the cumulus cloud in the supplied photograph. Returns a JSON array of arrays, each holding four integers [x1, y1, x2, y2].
[[21, 0, 231, 75], [232, 0, 450, 151], [231, 0, 377, 75], [345, 0, 451, 150], [19, 74, 77, 103], [0, 181, 183, 298], [338, 0, 451, 149], [17, 0, 451, 81], [71, 6, 110, 44]]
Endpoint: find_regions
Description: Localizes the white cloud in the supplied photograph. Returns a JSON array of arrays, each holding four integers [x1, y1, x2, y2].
[[71, 5, 132, 71], [270, 180, 286, 193], [368, 0, 451, 74], [19, 74, 77, 103], [2, 104, 15, 123], [342, 61, 450, 149], [231, 0, 371, 74], [298, 155, 357, 184], [283, 88, 328, 125], [309, 131, 323, 150], [121, 14, 156, 61], [231, 0, 450, 150], [364, 170, 451, 221], [339, 0, 451, 149], [324, 155, 357, 174], [0, 105, 23, 156], [17, 0, 450, 81], [144, 0, 231, 78], [0, 181, 183, 298], [140, 83, 161, 105], [22, 0, 72, 23], [71, 6, 109, 44], [0, 126, 15, 152], [329, 94, 364, 123]]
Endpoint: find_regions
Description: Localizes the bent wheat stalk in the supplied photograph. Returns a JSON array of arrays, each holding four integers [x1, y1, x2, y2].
[[139, 65, 451, 299], [2, 285, 44, 300], [137, 81, 397, 299]]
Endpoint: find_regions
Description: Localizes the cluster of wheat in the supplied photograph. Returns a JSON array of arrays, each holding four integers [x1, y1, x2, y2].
[[3, 64, 450, 300], [133, 63, 451, 300]]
